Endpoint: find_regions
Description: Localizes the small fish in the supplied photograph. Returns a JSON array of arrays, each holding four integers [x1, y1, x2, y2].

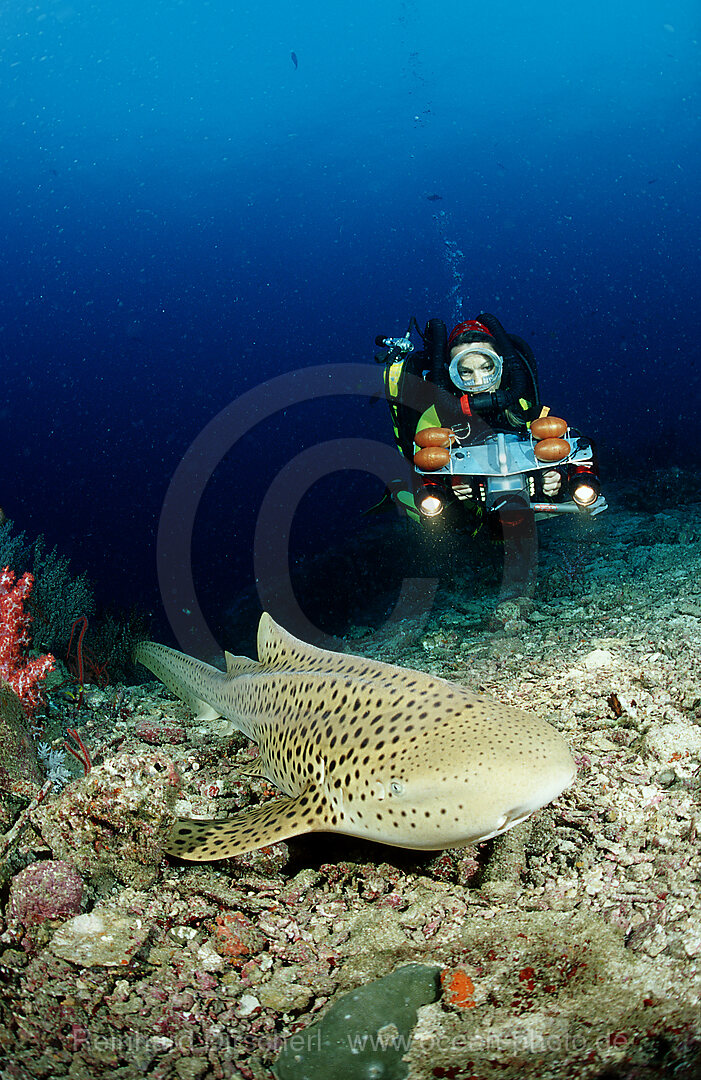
[[135, 614, 575, 861], [291, 51, 298, 70], [425, 193, 443, 201]]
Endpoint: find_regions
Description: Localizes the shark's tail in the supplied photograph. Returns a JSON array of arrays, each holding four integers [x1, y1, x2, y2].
[[134, 641, 229, 728]]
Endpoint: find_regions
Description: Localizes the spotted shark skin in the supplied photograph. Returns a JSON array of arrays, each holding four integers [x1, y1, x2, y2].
[[134, 614, 576, 861]]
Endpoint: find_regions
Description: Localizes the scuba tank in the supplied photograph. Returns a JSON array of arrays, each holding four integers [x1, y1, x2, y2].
[[426, 318, 451, 394]]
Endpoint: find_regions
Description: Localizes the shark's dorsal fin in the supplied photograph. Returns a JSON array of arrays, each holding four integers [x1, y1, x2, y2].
[[224, 651, 264, 676], [256, 613, 328, 670], [165, 789, 323, 861], [257, 612, 395, 676], [256, 613, 455, 687]]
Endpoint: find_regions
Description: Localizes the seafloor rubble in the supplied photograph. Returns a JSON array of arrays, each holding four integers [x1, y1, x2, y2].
[[1, 475, 700, 1080]]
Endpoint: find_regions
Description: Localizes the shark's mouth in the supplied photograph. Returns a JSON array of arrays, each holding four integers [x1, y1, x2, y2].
[[479, 808, 535, 843], [484, 763, 575, 842]]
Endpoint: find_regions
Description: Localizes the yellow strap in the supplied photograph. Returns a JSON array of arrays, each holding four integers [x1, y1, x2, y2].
[[387, 360, 403, 397]]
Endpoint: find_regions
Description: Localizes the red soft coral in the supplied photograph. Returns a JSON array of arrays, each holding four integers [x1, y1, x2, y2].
[[0, 566, 55, 713]]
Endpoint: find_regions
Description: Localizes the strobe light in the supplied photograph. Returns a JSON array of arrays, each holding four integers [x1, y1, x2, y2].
[[417, 486, 445, 518], [570, 475, 600, 507]]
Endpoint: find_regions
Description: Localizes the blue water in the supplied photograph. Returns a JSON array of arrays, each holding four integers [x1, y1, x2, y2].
[[2, 1, 700, 644]]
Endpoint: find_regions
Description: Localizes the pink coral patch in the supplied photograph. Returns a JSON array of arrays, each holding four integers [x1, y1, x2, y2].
[[0, 567, 55, 713]]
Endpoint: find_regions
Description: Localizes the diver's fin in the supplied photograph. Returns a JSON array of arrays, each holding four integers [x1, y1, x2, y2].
[[165, 791, 321, 861], [363, 486, 395, 516], [363, 479, 413, 516]]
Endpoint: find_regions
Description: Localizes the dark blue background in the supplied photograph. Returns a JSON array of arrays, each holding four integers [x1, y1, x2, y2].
[[1, 1, 699, 641]]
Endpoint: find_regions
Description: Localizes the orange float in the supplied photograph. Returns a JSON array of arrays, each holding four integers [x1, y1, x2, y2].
[[414, 427, 456, 449], [530, 416, 567, 440], [414, 446, 450, 470], [533, 437, 571, 462]]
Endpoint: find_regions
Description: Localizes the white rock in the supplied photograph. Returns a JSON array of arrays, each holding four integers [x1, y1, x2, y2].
[[644, 721, 701, 762], [683, 923, 701, 958], [150, 1037, 174, 1051], [50, 910, 153, 967], [237, 993, 261, 1016], [195, 940, 227, 972], [583, 649, 614, 671]]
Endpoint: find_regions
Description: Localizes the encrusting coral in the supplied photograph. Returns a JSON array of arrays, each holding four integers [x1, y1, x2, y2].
[[33, 751, 180, 889], [0, 683, 42, 795], [7, 859, 84, 929]]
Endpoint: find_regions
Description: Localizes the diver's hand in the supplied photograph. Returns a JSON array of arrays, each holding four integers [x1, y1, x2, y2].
[[542, 470, 561, 496]]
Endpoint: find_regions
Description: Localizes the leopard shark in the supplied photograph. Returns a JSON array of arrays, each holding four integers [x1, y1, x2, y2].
[[134, 614, 575, 861]]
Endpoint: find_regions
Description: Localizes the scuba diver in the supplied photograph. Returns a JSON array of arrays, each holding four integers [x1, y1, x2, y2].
[[419, 316, 563, 497], [377, 312, 604, 599]]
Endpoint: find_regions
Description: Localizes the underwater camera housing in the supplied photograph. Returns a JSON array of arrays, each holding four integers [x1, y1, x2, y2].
[[413, 427, 607, 521]]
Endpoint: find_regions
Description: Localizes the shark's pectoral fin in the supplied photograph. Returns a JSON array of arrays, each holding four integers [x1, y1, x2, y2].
[[165, 789, 323, 861], [195, 702, 223, 724], [236, 756, 269, 779]]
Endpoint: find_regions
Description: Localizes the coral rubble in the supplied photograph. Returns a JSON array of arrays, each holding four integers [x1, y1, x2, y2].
[[0, 476, 700, 1079]]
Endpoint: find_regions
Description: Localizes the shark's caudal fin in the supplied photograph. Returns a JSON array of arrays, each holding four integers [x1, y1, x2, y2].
[[134, 641, 224, 724], [165, 790, 323, 861]]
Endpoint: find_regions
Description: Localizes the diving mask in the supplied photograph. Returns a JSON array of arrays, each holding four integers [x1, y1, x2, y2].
[[448, 345, 503, 393]]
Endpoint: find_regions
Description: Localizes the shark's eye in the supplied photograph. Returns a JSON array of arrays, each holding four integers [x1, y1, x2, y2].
[[389, 780, 405, 797]]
